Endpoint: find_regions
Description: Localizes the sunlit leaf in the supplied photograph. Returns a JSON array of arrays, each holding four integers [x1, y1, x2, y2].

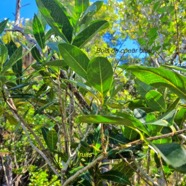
[[33, 14, 45, 49], [75, 0, 89, 16], [73, 20, 109, 47], [80, 1, 103, 24], [126, 66, 186, 99], [58, 43, 89, 79], [0, 19, 8, 35], [145, 90, 166, 111], [36, 0, 73, 42], [87, 57, 113, 96], [76, 114, 148, 134]]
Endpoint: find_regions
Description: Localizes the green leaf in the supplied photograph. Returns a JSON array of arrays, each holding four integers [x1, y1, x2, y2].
[[87, 57, 113, 96], [10, 82, 35, 90], [36, 0, 73, 42], [145, 90, 166, 111], [76, 114, 148, 135], [153, 143, 186, 173], [10, 94, 35, 99], [41, 128, 58, 151], [45, 60, 66, 67], [47, 130, 58, 151], [73, 20, 109, 47], [123, 127, 139, 140], [4, 112, 18, 125], [147, 27, 158, 45], [31, 46, 42, 62], [126, 66, 186, 99], [175, 108, 186, 126], [75, 0, 89, 16], [35, 101, 55, 115], [58, 43, 89, 79], [112, 161, 135, 178], [0, 44, 8, 69], [5, 41, 22, 84], [80, 1, 103, 24], [135, 79, 152, 98], [33, 14, 45, 49], [2, 46, 23, 74], [0, 19, 8, 35], [100, 170, 131, 185], [162, 65, 186, 73]]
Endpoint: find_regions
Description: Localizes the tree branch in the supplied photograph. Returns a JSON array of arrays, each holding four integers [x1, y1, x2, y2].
[[63, 154, 105, 186], [2, 86, 59, 176], [15, 0, 21, 25]]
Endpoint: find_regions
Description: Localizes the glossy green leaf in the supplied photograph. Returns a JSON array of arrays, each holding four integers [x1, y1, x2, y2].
[[100, 170, 131, 185], [80, 1, 103, 24], [0, 19, 8, 35], [87, 57, 113, 96], [153, 143, 186, 173], [33, 14, 45, 49], [126, 66, 186, 99], [76, 114, 148, 134], [36, 0, 73, 42], [75, 0, 89, 16], [73, 20, 109, 47], [0, 44, 8, 69], [2, 46, 23, 74], [58, 43, 89, 79], [145, 90, 166, 111]]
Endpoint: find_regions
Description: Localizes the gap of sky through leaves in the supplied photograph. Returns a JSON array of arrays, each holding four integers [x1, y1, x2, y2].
[[0, 0, 148, 63]]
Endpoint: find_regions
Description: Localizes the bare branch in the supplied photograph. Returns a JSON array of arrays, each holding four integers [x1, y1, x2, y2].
[[15, 0, 21, 25]]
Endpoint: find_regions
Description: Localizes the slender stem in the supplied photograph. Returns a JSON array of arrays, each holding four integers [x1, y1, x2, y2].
[[116, 128, 186, 150]]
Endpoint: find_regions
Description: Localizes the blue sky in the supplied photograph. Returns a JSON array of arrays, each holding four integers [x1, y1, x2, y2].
[[0, 0, 37, 21]]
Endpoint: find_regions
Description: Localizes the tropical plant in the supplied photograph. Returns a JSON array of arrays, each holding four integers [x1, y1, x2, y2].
[[0, 0, 186, 186]]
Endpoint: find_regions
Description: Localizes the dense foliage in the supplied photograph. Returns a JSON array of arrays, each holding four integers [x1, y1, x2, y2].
[[0, 0, 186, 185]]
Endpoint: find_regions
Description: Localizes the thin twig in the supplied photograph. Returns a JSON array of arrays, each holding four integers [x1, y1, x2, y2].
[[116, 128, 186, 150]]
